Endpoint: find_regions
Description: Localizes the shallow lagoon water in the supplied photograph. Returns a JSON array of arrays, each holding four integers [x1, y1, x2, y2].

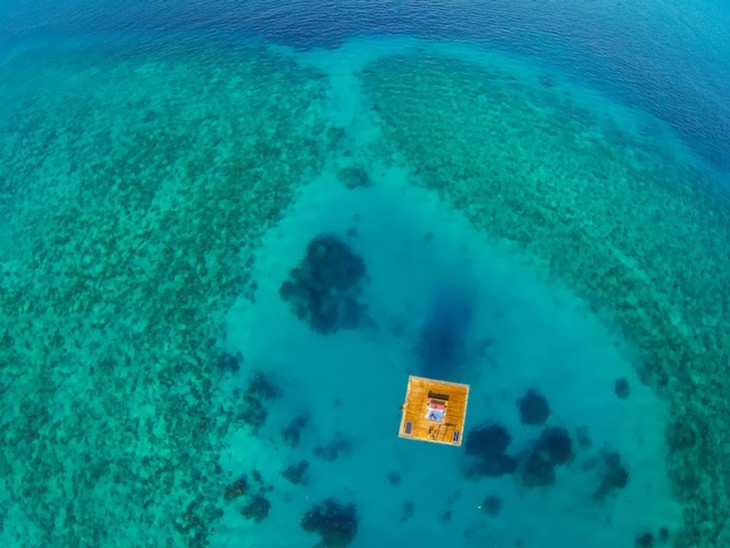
[[0, 2, 729, 547]]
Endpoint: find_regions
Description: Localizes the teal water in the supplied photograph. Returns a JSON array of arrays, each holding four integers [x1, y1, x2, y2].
[[0, 18, 729, 548]]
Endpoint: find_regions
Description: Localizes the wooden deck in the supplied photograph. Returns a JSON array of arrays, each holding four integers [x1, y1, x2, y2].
[[398, 375, 470, 446]]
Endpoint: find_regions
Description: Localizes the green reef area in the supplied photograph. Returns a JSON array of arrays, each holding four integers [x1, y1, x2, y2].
[[361, 53, 730, 546], [0, 39, 337, 545]]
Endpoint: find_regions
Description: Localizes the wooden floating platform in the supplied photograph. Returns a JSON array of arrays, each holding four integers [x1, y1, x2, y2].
[[398, 375, 470, 447]]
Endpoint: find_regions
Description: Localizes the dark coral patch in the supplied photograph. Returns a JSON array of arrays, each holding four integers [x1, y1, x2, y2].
[[216, 351, 242, 373], [535, 427, 574, 466], [518, 427, 573, 488], [301, 498, 359, 547], [337, 166, 371, 190], [314, 431, 352, 462], [279, 235, 368, 334], [517, 389, 550, 426], [246, 371, 282, 400], [239, 394, 268, 432], [480, 494, 502, 516], [615, 377, 630, 399], [593, 451, 630, 501], [223, 476, 248, 502], [282, 460, 309, 486], [520, 452, 556, 488], [464, 423, 518, 478], [240, 495, 271, 524], [282, 415, 308, 448]]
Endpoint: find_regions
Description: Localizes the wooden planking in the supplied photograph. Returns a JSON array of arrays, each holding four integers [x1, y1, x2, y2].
[[398, 375, 470, 446]]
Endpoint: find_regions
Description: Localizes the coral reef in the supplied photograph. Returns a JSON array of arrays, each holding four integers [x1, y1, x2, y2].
[[521, 452, 556, 488], [464, 423, 518, 477], [615, 377, 630, 399], [517, 389, 551, 426], [593, 451, 630, 501], [216, 351, 242, 374], [279, 235, 369, 334], [337, 166, 371, 189], [480, 494, 502, 516], [576, 425, 592, 450], [313, 431, 353, 461], [400, 502, 414, 523], [301, 498, 359, 547], [281, 415, 308, 448], [234, 371, 283, 433], [519, 427, 574, 488], [534, 427, 574, 466], [0, 37, 336, 546], [223, 476, 248, 503], [240, 495, 271, 524], [281, 460, 309, 486], [238, 394, 268, 433], [246, 371, 282, 400], [635, 531, 654, 547]]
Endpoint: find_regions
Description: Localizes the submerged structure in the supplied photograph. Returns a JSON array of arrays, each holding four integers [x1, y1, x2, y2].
[[398, 375, 470, 446]]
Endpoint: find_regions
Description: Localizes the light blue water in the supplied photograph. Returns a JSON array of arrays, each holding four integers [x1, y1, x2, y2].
[[0, 2, 729, 547]]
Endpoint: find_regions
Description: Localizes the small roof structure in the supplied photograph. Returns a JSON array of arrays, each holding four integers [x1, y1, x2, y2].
[[398, 375, 470, 446]]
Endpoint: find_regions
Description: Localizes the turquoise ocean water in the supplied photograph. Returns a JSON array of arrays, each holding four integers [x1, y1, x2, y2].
[[1, 1, 729, 547]]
